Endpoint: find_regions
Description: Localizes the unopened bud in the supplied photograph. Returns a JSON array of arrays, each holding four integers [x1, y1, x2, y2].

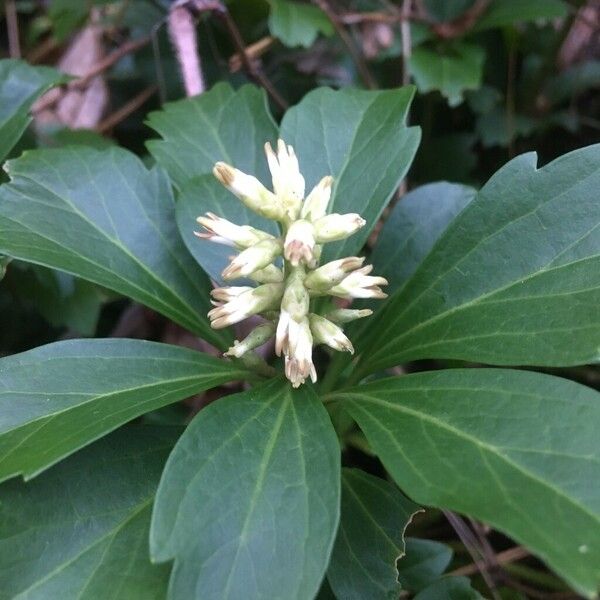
[[313, 213, 366, 243], [195, 212, 272, 248], [222, 239, 283, 280], [211, 286, 253, 302], [309, 313, 354, 354], [284, 219, 316, 266], [208, 283, 283, 328], [326, 308, 373, 323], [329, 265, 388, 299], [224, 322, 276, 358], [214, 162, 285, 221], [283, 317, 316, 388], [304, 256, 365, 292], [301, 176, 333, 221]]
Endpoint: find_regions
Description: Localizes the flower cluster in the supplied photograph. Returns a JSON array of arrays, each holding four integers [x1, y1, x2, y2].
[[196, 139, 388, 387]]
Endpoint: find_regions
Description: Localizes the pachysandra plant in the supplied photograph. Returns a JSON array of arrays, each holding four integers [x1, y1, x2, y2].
[[0, 75, 598, 600], [200, 139, 386, 387]]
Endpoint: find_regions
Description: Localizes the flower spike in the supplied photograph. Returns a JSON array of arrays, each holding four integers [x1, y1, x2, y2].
[[200, 138, 387, 386]]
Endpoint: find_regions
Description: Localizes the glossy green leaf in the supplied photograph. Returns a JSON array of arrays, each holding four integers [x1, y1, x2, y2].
[[409, 43, 485, 107], [414, 576, 482, 599], [0, 426, 175, 600], [151, 378, 341, 600], [327, 469, 420, 600], [0, 59, 66, 162], [358, 144, 600, 375], [333, 369, 600, 597], [0, 338, 248, 482], [398, 538, 454, 592], [268, 0, 333, 48], [472, 0, 567, 32], [0, 146, 223, 347], [176, 175, 280, 284], [280, 87, 420, 262], [371, 182, 475, 295], [146, 83, 278, 189]]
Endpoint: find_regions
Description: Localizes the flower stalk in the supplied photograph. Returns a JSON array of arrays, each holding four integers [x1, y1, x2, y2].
[[199, 139, 387, 387]]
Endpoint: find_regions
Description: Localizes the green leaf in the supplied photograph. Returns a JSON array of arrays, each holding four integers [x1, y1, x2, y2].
[[151, 378, 341, 600], [0, 59, 66, 162], [398, 538, 454, 592], [0, 146, 224, 347], [0, 426, 174, 600], [146, 83, 278, 189], [371, 182, 475, 295], [358, 144, 600, 375], [473, 0, 568, 32], [148, 84, 280, 282], [268, 0, 333, 48], [333, 369, 600, 597], [409, 43, 485, 107], [176, 175, 280, 284], [0, 338, 248, 482], [414, 576, 482, 599], [327, 469, 420, 600], [280, 87, 420, 263]]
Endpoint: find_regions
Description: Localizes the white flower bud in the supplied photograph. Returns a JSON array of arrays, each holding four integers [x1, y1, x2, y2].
[[309, 314, 354, 354], [304, 256, 365, 292], [211, 286, 254, 302], [222, 239, 283, 280], [195, 212, 272, 248], [326, 308, 373, 323], [284, 317, 316, 388], [213, 162, 285, 221], [249, 264, 284, 284], [284, 219, 316, 266], [301, 176, 333, 222], [313, 213, 366, 243], [265, 140, 305, 218], [208, 283, 283, 328], [224, 322, 276, 358], [329, 265, 388, 299]]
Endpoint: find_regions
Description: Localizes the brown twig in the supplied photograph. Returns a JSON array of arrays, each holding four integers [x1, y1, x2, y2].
[[216, 7, 288, 109], [5, 0, 21, 58], [33, 35, 151, 114], [229, 36, 276, 73], [96, 84, 158, 133], [339, 10, 430, 25], [312, 0, 377, 89], [444, 511, 501, 600], [451, 546, 530, 576], [26, 36, 60, 64]]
